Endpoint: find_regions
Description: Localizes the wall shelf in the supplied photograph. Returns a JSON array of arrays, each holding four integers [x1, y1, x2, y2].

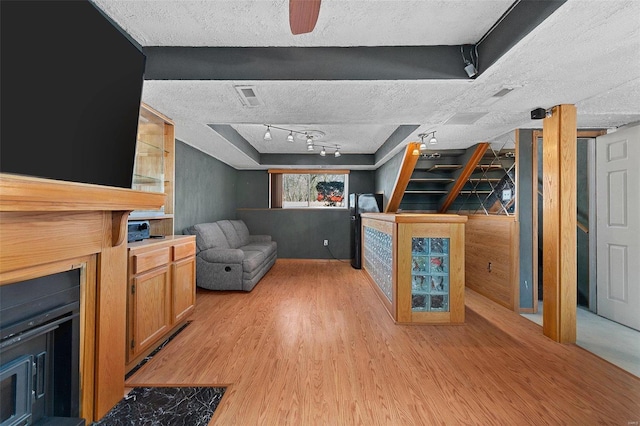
[[129, 103, 175, 236]]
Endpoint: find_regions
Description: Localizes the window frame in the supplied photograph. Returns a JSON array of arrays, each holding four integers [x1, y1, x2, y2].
[[268, 169, 350, 209]]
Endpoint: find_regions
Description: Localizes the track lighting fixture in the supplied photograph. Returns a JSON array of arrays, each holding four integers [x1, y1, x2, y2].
[[418, 135, 427, 151], [429, 132, 438, 145], [418, 131, 438, 149], [461, 45, 478, 78], [262, 125, 343, 158], [317, 144, 341, 157]]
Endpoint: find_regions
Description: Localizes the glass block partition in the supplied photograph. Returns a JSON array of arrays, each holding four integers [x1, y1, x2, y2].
[[411, 237, 450, 312], [363, 226, 393, 302]]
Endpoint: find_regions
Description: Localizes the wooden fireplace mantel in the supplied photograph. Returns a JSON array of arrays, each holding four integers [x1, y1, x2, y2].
[[0, 173, 165, 422], [0, 173, 164, 212]]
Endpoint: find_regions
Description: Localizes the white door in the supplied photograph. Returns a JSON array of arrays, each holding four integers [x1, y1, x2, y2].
[[596, 123, 640, 331]]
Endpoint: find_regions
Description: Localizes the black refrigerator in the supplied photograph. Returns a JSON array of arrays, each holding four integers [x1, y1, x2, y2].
[[350, 193, 383, 269]]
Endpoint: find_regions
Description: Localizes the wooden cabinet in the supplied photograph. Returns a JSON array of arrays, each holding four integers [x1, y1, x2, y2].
[[171, 241, 196, 324], [126, 236, 196, 371], [129, 103, 175, 236], [130, 265, 171, 356], [361, 213, 467, 324]]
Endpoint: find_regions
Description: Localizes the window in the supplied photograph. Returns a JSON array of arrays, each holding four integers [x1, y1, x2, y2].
[[269, 170, 349, 208]]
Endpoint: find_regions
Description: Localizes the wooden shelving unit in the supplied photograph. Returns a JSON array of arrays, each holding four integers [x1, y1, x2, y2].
[[125, 105, 195, 375], [129, 103, 175, 236]]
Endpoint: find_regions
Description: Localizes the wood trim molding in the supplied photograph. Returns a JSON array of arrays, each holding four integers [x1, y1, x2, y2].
[[268, 169, 350, 174], [531, 128, 605, 315], [141, 102, 174, 125], [438, 142, 490, 213], [385, 143, 421, 213]]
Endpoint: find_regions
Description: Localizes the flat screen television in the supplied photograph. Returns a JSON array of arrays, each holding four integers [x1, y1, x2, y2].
[[0, 0, 146, 189]]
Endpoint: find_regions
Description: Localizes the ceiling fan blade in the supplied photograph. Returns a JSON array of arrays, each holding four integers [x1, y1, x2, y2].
[[289, 0, 321, 35]]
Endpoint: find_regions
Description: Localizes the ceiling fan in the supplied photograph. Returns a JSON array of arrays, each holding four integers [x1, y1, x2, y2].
[[289, 0, 322, 35]]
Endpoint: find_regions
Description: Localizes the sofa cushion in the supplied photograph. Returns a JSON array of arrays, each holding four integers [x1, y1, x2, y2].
[[239, 241, 277, 257], [230, 220, 251, 247], [217, 220, 242, 249], [242, 250, 265, 272], [199, 248, 244, 264], [193, 222, 230, 252]]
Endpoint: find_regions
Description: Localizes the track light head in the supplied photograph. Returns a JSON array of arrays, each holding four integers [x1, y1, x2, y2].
[[320, 147, 326, 156], [264, 125, 272, 141], [334, 149, 341, 158], [418, 131, 437, 148], [464, 63, 477, 78], [307, 144, 315, 152], [287, 131, 294, 142]]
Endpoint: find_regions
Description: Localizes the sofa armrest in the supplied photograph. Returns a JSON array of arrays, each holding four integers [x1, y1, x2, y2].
[[199, 248, 244, 264], [249, 235, 272, 243]]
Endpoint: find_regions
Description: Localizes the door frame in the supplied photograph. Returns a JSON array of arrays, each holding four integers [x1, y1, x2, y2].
[[531, 129, 606, 314]]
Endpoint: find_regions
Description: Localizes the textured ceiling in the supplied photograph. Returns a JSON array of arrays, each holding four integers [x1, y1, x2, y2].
[[93, 0, 640, 170], [93, 0, 514, 47]]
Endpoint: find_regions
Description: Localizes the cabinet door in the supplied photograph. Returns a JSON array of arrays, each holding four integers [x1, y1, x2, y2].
[[129, 266, 171, 360], [172, 257, 196, 324]]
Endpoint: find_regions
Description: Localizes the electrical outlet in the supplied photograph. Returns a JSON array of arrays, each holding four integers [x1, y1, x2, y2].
[[323, 239, 329, 246]]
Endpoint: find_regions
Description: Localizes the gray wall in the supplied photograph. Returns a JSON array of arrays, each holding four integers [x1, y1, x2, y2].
[[236, 170, 269, 208], [518, 129, 534, 310], [174, 140, 238, 233], [236, 170, 375, 258], [374, 149, 404, 211]]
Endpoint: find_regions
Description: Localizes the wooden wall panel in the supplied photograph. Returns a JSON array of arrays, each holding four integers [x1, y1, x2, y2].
[[465, 215, 519, 311]]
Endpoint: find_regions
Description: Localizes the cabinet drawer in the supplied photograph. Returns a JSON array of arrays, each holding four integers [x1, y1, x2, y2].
[[173, 241, 195, 261], [133, 247, 171, 274]]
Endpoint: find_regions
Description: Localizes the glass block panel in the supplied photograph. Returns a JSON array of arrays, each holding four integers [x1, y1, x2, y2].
[[429, 294, 449, 311], [411, 237, 450, 312], [412, 293, 428, 310], [363, 226, 393, 302], [428, 256, 448, 274], [428, 275, 448, 294], [429, 238, 449, 255]]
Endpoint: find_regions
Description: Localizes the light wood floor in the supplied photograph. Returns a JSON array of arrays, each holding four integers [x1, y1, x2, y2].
[[126, 260, 640, 425]]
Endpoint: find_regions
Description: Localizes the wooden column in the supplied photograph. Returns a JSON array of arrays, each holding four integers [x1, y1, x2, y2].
[[542, 104, 577, 343]]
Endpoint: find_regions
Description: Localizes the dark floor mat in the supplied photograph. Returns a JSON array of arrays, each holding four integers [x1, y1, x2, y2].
[[93, 386, 226, 425]]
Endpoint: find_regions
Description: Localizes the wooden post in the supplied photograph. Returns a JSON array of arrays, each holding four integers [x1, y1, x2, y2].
[[542, 104, 577, 343]]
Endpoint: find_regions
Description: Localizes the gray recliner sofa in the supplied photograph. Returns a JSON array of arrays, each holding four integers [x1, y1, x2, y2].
[[184, 220, 277, 291]]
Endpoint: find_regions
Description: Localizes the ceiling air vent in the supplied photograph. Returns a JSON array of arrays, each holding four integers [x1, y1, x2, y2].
[[444, 112, 488, 125], [480, 86, 518, 106], [234, 85, 263, 107]]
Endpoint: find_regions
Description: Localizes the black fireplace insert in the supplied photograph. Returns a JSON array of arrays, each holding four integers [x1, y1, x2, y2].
[[0, 269, 85, 426]]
